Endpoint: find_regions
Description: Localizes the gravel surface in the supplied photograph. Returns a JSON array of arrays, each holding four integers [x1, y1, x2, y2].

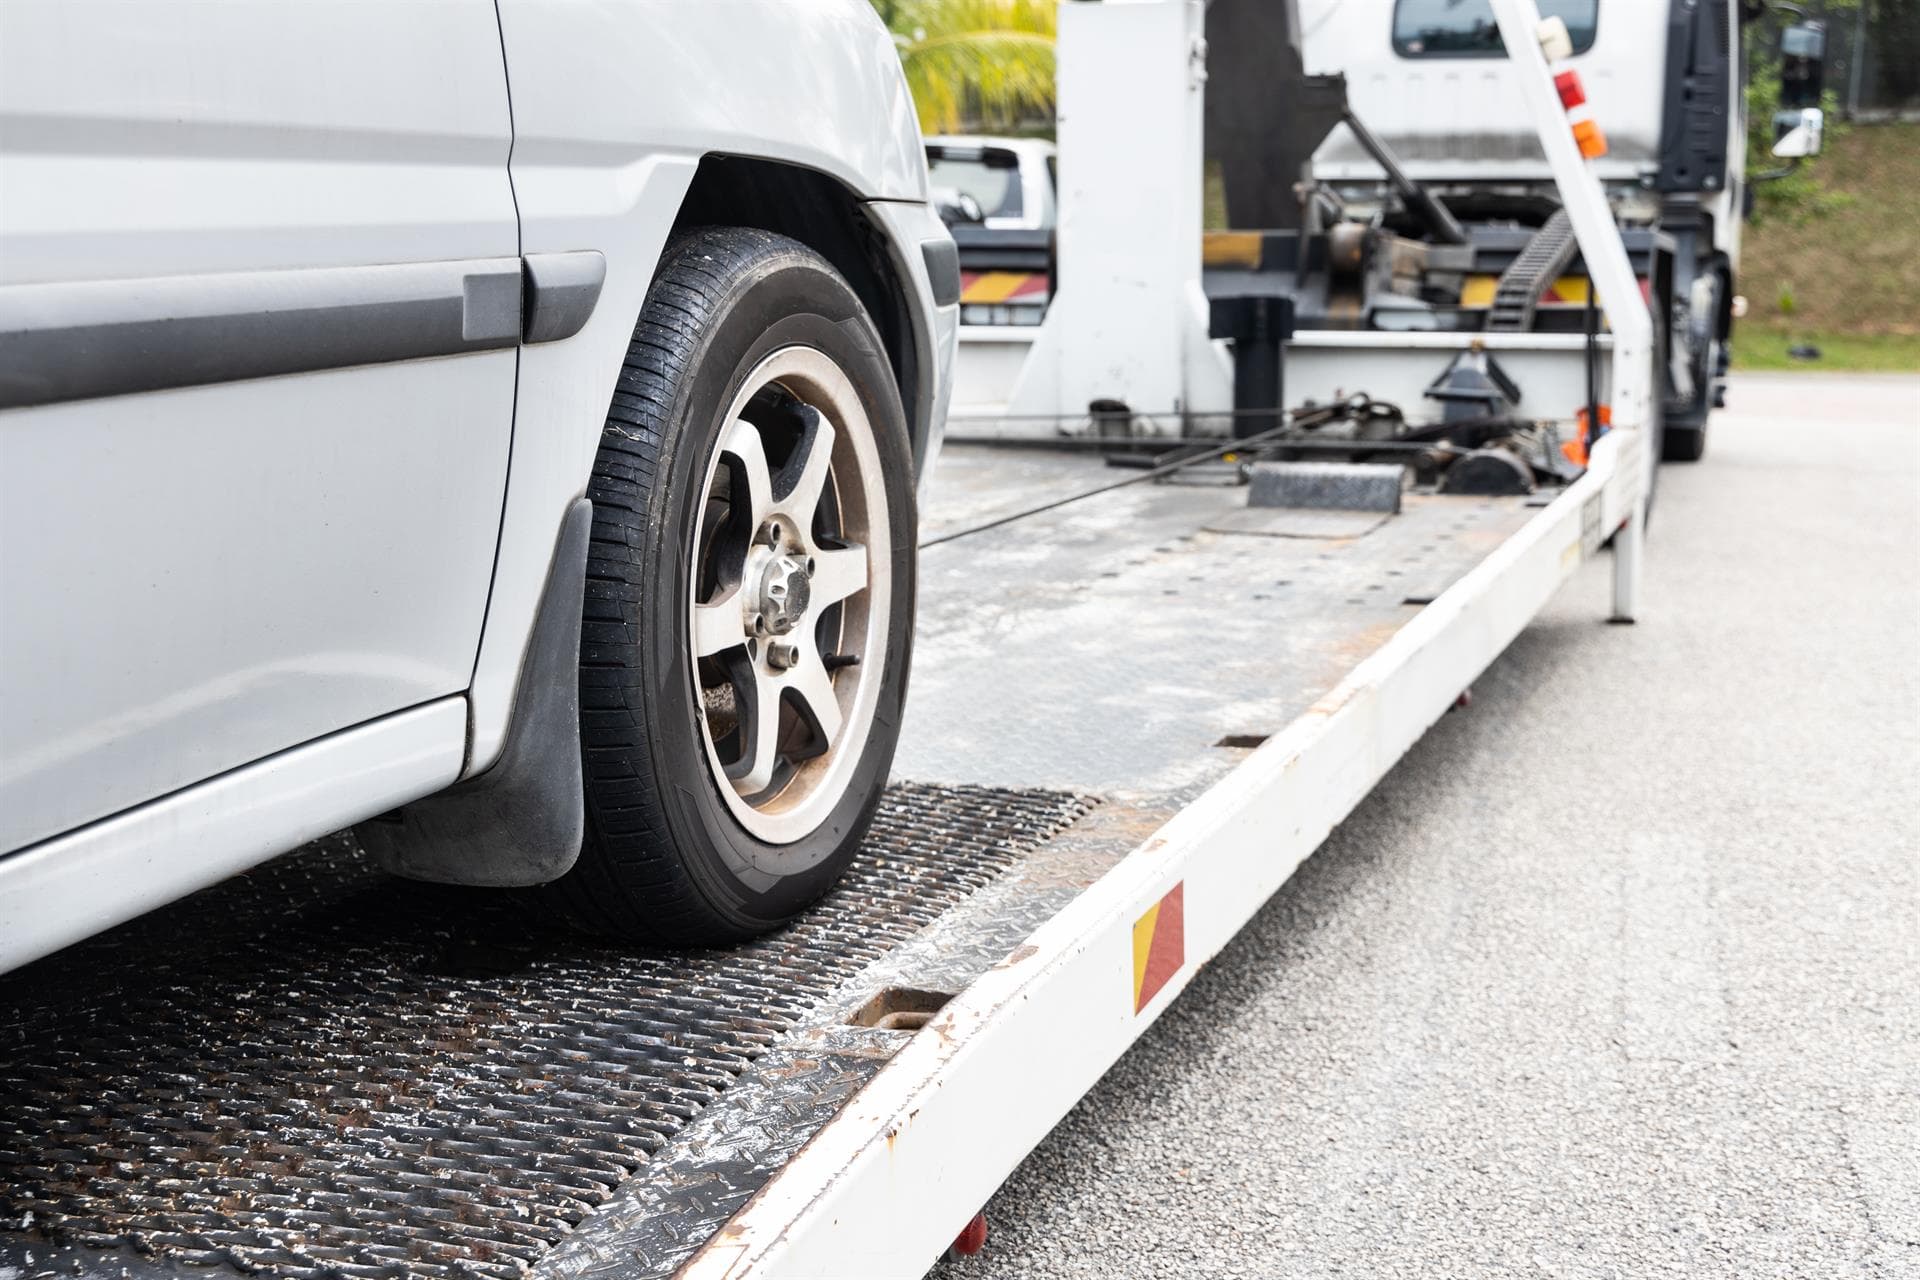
[[934, 374, 1920, 1279]]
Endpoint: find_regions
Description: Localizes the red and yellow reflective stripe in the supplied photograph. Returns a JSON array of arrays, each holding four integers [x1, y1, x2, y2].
[[1458, 274, 1652, 309], [1131, 882, 1185, 1013], [959, 271, 1051, 305]]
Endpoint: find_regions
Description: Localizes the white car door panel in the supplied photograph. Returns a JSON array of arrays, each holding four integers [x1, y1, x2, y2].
[[0, 1, 520, 285], [0, 0, 519, 853]]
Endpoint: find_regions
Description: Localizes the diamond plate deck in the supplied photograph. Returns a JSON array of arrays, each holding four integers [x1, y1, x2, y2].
[[0, 785, 1090, 1280], [900, 445, 1538, 796], [534, 800, 1162, 1280]]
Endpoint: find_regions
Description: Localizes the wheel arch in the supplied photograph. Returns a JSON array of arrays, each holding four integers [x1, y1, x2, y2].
[[669, 155, 931, 475]]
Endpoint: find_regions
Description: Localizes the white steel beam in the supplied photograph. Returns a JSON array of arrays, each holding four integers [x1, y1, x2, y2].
[[1489, 1, 1658, 450], [682, 427, 1644, 1280], [1488, 0, 1652, 621], [1004, 0, 1232, 432], [1486, 0, 1654, 439]]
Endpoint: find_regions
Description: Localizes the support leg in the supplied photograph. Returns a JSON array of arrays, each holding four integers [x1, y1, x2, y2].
[[1610, 498, 1643, 624]]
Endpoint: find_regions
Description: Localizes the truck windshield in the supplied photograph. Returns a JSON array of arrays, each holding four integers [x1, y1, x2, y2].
[[1392, 0, 1598, 57]]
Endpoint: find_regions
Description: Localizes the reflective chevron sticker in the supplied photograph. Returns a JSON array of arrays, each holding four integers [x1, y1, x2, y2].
[[1131, 882, 1185, 1014], [959, 271, 1051, 304]]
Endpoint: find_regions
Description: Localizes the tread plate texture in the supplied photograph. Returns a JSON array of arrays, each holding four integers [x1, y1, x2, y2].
[[0, 784, 1088, 1280]]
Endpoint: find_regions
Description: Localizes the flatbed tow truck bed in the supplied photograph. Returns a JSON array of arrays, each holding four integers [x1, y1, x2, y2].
[[0, 426, 1644, 1280]]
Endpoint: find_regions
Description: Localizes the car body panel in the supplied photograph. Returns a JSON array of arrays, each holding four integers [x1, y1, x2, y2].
[[0, 0, 518, 853], [0, 699, 466, 973]]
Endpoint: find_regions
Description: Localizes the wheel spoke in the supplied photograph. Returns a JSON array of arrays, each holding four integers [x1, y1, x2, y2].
[[809, 545, 867, 608], [731, 667, 784, 796], [776, 408, 837, 524], [786, 648, 843, 746], [692, 582, 748, 657], [684, 352, 887, 840], [721, 417, 774, 525]]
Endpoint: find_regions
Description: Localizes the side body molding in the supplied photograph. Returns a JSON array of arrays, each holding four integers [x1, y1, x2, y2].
[[0, 253, 605, 409], [522, 251, 607, 344]]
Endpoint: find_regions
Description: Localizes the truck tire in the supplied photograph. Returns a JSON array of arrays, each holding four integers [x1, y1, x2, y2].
[[1661, 273, 1720, 463], [553, 226, 917, 944], [1662, 418, 1708, 463]]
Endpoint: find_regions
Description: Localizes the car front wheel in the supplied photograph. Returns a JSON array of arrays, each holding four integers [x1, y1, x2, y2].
[[552, 226, 916, 944]]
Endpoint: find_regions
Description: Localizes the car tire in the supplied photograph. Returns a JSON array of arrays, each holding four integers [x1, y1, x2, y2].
[[550, 226, 917, 944]]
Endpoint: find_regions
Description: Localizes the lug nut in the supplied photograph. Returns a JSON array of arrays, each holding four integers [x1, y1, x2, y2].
[[767, 641, 800, 670]]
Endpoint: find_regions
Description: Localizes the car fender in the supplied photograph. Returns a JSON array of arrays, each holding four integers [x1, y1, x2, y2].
[[462, 0, 932, 784]]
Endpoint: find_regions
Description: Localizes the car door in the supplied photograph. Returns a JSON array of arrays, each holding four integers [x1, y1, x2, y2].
[[0, 1, 519, 853]]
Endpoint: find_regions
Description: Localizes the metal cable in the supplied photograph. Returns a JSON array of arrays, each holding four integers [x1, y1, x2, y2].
[[923, 419, 1317, 549]]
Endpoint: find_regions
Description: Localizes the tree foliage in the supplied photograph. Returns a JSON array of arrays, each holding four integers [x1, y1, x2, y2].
[[870, 0, 1056, 134]]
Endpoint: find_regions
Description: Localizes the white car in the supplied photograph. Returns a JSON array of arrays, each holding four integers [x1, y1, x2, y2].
[[0, 0, 959, 973], [925, 136, 1057, 233], [926, 136, 1057, 328]]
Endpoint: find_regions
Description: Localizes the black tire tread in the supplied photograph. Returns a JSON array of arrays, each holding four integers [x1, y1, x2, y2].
[[548, 227, 843, 944], [1662, 421, 1708, 462]]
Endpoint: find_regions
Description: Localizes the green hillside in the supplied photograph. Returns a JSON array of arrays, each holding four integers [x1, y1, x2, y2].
[[1734, 123, 1920, 371]]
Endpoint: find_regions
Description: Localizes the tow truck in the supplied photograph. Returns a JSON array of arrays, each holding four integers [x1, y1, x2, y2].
[[0, 2, 1711, 1276], [955, 0, 1830, 466]]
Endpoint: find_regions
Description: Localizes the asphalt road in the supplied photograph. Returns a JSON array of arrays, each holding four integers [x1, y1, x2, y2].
[[934, 373, 1920, 1279]]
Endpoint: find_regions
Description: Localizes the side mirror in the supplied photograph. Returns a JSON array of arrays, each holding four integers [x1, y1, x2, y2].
[[1772, 106, 1824, 159], [932, 187, 986, 227], [1772, 20, 1826, 159], [1778, 21, 1826, 110]]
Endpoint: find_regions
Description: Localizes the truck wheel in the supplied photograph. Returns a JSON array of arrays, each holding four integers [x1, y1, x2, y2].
[[1662, 418, 1708, 463], [1662, 274, 1720, 464], [554, 227, 916, 944]]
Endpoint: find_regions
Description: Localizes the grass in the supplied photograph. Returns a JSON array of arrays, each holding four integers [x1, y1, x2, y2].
[[1735, 123, 1920, 374], [1731, 328, 1920, 372]]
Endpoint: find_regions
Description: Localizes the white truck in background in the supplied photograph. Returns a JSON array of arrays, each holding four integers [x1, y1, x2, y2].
[[926, 135, 1059, 340], [953, 0, 1831, 472], [1289, 0, 1829, 461]]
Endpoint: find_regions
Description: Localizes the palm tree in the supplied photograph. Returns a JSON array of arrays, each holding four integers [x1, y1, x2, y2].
[[871, 0, 1056, 135]]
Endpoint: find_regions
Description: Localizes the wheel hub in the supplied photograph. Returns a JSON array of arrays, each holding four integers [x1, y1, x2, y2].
[[686, 348, 891, 850], [755, 552, 812, 636]]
